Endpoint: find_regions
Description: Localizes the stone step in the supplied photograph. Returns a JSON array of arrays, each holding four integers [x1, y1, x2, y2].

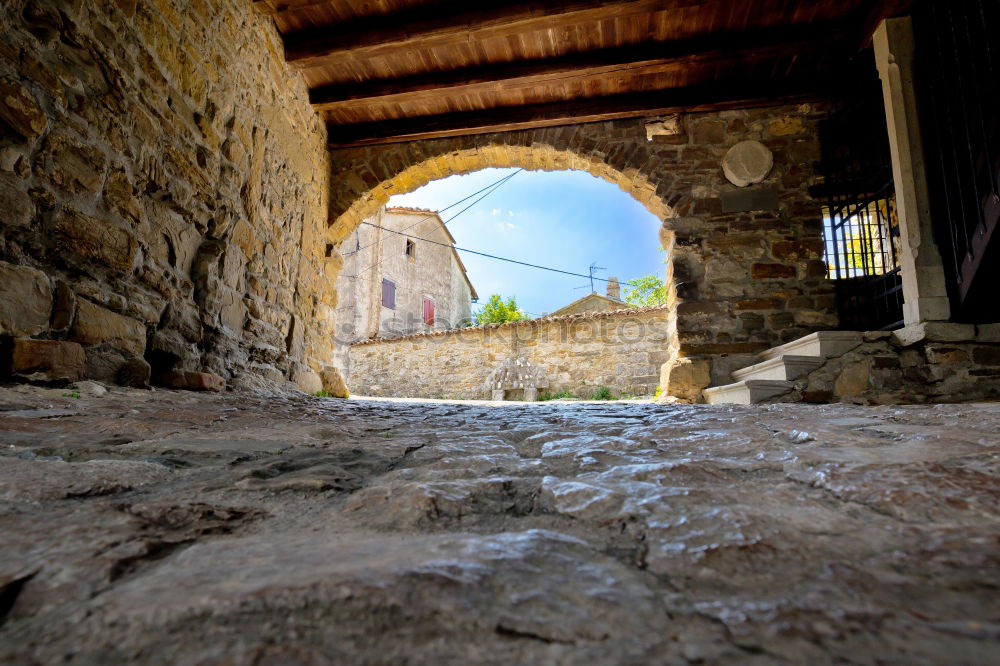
[[758, 331, 863, 362], [704, 380, 794, 405], [731, 354, 825, 382]]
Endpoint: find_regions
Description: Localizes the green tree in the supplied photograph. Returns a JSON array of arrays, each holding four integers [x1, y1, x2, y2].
[[474, 294, 529, 324], [622, 274, 667, 306]]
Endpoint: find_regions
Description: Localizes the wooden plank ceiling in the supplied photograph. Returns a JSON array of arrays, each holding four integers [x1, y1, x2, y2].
[[254, 0, 912, 147]]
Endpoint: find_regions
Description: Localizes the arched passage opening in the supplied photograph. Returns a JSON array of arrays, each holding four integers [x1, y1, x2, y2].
[[328, 140, 687, 401], [324, 111, 838, 402], [338, 165, 677, 401]]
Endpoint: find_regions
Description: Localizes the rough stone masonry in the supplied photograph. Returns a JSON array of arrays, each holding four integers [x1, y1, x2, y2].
[[0, 0, 339, 393]]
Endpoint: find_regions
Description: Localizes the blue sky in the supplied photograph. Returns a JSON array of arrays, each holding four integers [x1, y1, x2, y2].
[[388, 168, 664, 317]]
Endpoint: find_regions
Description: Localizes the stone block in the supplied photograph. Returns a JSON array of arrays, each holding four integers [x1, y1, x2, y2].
[[720, 187, 779, 213], [44, 132, 108, 194], [292, 364, 323, 394], [661, 356, 712, 402], [54, 208, 138, 273], [10, 339, 85, 381], [768, 117, 805, 137], [771, 240, 824, 261], [159, 370, 226, 392], [692, 119, 726, 144], [972, 346, 1000, 366], [0, 76, 48, 142], [0, 261, 52, 337], [103, 170, 143, 223], [50, 279, 76, 332], [801, 389, 833, 403], [925, 345, 969, 364], [734, 298, 781, 311], [0, 178, 33, 228], [892, 322, 977, 347], [319, 366, 349, 398], [120, 356, 152, 388], [71, 299, 147, 356], [84, 343, 129, 384], [751, 263, 796, 279], [977, 323, 1000, 342], [834, 361, 870, 398]]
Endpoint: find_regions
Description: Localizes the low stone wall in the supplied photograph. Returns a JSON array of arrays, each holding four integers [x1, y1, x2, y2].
[[782, 322, 1000, 404], [349, 307, 671, 399]]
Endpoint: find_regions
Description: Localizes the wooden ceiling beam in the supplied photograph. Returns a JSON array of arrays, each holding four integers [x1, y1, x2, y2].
[[284, 0, 698, 70], [311, 23, 851, 111], [326, 76, 851, 147]]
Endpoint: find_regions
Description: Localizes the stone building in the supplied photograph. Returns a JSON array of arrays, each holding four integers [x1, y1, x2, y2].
[[333, 206, 477, 378], [548, 277, 627, 318]]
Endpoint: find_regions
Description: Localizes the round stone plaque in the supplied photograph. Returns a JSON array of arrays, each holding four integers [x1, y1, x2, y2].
[[722, 140, 773, 187]]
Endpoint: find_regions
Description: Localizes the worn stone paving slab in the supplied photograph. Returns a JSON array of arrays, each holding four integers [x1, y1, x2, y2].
[[0, 384, 998, 664]]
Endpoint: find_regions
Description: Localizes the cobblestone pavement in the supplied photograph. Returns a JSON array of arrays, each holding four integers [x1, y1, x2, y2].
[[1, 384, 998, 665]]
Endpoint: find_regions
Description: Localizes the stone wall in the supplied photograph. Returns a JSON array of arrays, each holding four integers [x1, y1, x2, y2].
[[779, 323, 1000, 404], [349, 306, 671, 399], [0, 0, 338, 392], [329, 104, 838, 401]]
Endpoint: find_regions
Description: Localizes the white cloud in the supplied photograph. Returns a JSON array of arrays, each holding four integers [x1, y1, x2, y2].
[[495, 222, 518, 232], [491, 208, 502, 217], [508, 210, 516, 217]]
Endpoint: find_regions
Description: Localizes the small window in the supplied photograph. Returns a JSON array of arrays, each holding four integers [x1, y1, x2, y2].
[[422, 297, 435, 326], [381, 278, 396, 309], [405, 239, 416, 258]]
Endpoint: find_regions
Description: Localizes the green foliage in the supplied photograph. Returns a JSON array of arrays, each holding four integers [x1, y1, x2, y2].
[[590, 386, 615, 400], [653, 386, 663, 401], [622, 274, 667, 306], [474, 294, 530, 325], [313, 389, 348, 399], [538, 390, 576, 401], [62, 391, 81, 399]]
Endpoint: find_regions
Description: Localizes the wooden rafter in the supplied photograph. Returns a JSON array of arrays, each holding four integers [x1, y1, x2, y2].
[[326, 76, 852, 147], [311, 23, 851, 110], [283, 0, 698, 69]]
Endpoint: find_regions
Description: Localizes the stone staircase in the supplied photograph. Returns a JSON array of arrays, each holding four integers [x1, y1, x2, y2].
[[704, 331, 863, 405]]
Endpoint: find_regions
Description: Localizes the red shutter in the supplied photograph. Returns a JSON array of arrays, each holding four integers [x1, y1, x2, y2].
[[381, 279, 395, 309], [423, 297, 435, 326]]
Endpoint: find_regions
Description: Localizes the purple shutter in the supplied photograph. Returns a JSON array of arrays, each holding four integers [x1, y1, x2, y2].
[[381, 278, 395, 309]]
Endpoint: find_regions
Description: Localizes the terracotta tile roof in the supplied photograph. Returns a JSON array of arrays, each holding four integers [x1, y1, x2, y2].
[[351, 303, 670, 346], [385, 206, 437, 216]]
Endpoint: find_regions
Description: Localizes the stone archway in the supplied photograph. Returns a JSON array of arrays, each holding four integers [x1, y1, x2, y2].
[[327, 107, 838, 401], [328, 125, 688, 398]]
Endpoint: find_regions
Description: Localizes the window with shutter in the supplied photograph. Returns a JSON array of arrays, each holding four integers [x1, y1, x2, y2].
[[423, 297, 435, 326], [381, 278, 396, 309]]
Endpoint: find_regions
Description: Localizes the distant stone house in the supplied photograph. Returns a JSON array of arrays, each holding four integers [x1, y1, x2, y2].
[[547, 277, 627, 317], [334, 206, 477, 376]]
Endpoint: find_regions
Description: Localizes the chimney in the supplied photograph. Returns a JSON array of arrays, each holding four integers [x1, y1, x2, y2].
[[606, 276, 620, 300]]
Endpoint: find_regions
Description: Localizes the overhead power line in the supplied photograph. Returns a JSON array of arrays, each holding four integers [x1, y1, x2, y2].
[[342, 169, 522, 257], [342, 169, 522, 281], [349, 221, 642, 287]]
